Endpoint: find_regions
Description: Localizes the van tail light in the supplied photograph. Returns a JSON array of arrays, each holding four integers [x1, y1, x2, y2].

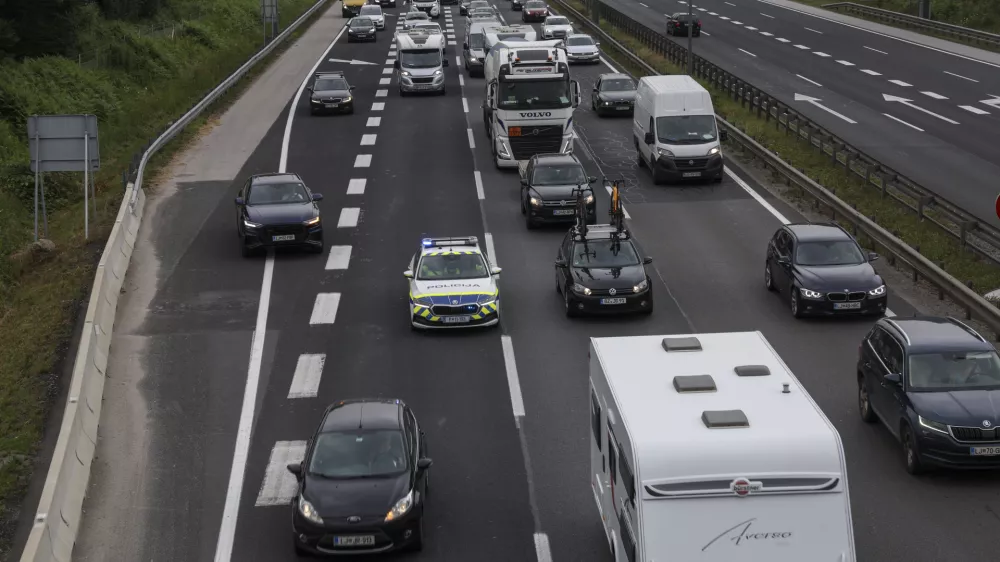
[[697, 20, 702, 25]]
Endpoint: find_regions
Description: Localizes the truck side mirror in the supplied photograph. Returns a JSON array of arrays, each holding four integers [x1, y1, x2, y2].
[[520, 178, 528, 186], [394, 59, 401, 69], [235, 197, 244, 205], [443, 58, 449, 67], [719, 129, 728, 141], [644, 132, 654, 144], [463, 42, 469, 49], [570, 80, 581, 108]]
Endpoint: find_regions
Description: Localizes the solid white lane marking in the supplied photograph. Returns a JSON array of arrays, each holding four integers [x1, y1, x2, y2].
[[255, 441, 306, 506], [367, 117, 381, 127], [372, 102, 385, 111], [485, 232, 497, 265], [793, 44, 809, 49], [813, 52, 830, 57], [805, 27, 822, 34], [888, 79, 912, 87], [288, 355, 326, 399], [382, 67, 392, 74], [338, 208, 361, 228], [959, 105, 990, 115], [761, 12, 774, 18], [310, 293, 342, 324], [864, 46, 888, 54], [467, 128, 475, 148], [604, 185, 631, 219], [347, 178, 366, 195], [760, 31, 773, 36], [776, 37, 790, 42], [883, 112, 924, 131], [701, 31, 711, 35], [354, 154, 372, 167], [360, 134, 377, 145], [921, 91, 947, 100], [796, 74, 822, 87], [860, 69, 882, 75], [475, 171, 485, 200], [882, 94, 960, 124], [379, 77, 391, 85], [534, 533, 554, 562], [326, 245, 352, 270], [459, 74, 465, 86], [462, 97, 469, 112], [945, 70, 978, 82], [739, 48, 756, 57], [501, 336, 526, 418], [835, 59, 855, 66]]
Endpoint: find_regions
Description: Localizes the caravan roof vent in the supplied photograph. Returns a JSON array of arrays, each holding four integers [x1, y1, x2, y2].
[[661, 336, 702, 352], [734, 365, 770, 377], [701, 409, 750, 429], [673, 375, 717, 393]]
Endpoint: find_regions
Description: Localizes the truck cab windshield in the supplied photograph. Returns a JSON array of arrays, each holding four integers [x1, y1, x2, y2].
[[655, 115, 717, 144], [469, 33, 485, 49], [401, 49, 442, 69], [498, 81, 570, 109]]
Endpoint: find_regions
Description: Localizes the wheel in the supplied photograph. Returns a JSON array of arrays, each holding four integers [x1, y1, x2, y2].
[[790, 288, 803, 318], [564, 287, 577, 317], [405, 517, 424, 552], [310, 238, 325, 254], [240, 238, 251, 258], [712, 173, 723, 183], [520, 193, 526, 214], [902, 425, 925, 475], [858, 375, 877, 423], [764, 262, 775, 291], [294, 540, 310, 557], [651, 166, 665, 185], [525, 206, 536, 229], [555, 271, 562, 293]]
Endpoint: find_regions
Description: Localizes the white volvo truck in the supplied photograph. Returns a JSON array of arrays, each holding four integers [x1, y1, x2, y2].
[[482, 40, 580, 169]]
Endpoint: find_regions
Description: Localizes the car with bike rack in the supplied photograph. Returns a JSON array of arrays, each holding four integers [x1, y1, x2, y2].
[[518, 153, 596, 229]]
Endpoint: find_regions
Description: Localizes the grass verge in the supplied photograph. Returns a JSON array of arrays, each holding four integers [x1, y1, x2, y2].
[[0, 0, 327, 555], [561, 0, 1000, 292]]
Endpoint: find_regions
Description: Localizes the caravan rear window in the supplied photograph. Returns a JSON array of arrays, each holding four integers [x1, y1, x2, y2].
[[468, 33, 485, 49]]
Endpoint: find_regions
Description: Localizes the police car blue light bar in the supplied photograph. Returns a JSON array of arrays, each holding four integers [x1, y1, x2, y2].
[[422, 236, 478, 247]]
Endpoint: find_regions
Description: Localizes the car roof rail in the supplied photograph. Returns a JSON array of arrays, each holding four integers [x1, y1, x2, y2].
[[945, 316, 988, 342]]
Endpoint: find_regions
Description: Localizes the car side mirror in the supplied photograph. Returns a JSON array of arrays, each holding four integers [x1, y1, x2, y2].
[[403, 270, 413, 278], [463, 42, 469, 49], [491, 266, 502, 275], [588, 176, 597, 183], [306, 86, 313, 92], [286, 462, 302, 479], [350, 85, 356, 90], [312, 193, 323, 201], [555, 258, 567, 268], [235, 197, 244, 205], [643, 257, 653, 264], [644, 132, 654, 144], [719, 129, 729, 141], [868, 252, 880, 262], [884, 373, 902, 385], [443, 58, 449, 67], [417, 457, 433, 470], [595, 42, 600, 47], [520, 178, 528, 186], [394, 60, 401, 69], [776, 257, 790, 266]]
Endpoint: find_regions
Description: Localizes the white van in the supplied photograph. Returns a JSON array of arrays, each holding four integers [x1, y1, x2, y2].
[[632, 75, 728, 184], [589, 332, 856, 562]]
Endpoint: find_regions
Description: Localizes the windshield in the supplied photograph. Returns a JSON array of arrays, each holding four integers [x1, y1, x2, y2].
[[908, 351, 1000, 391], [571, 240, 640, 268], [405, 12, 428, 20], [314, 78, 348, 91], [360, 6, 380, 15], [526, 1, 545, 8], [566, 36, 594, 46], [470, 1, 489, 7], [351, 18, 373, 28], [417, 253, 489, 280], [655, 115, 717, 144], [498, 80, 571, 110], [532, 164, 586, 185], [673, 13, 696, 21], [546, 17, 569, 25], [470, 9, 493, 17], [794, 240, 865, 266], [401, 49, 441, 68], [308, 430, 408, 478], [601, 78, 635, 91], [415, 23, 441, 31], [469, 33, 486, 48], [247, 182, 310, 205]]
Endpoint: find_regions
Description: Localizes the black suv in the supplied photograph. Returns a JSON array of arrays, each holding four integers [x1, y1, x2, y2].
[[857, 316, 1000, 474], [520, 153, 597, 229]]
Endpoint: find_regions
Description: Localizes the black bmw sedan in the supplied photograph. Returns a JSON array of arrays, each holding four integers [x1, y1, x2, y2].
[[235, 173, 324, 256], [288, 399, 433, 555], [591, 73, 636, 116], [555, 224, 654, 316], [764, 222, 887, 317]]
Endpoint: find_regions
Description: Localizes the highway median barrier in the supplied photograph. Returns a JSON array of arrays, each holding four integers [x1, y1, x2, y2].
[[17, 1, 332, 561], [551, 0, 1000, 340], [821, 2, 1000, 51]]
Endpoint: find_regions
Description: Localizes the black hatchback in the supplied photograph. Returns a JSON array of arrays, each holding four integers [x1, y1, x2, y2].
[[555, 224, 654, 316], [347, 16, 377, 42], [235, 173, 324, 257], [288, 399, 433, 555], [666, 13, 700, 36]]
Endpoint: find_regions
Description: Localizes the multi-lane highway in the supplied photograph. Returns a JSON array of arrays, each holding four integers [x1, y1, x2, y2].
[[609, 0, 1000, 226], [73, 1, 1000, 561]]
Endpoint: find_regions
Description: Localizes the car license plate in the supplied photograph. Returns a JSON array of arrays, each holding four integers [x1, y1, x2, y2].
[[970, 446, 1000, 456], [601, 298, 627, 305], [509, 126, 522, 137], [833, 302, 861, 310], [272, 234, 295, 242], [442, 315, 471, 323], [325, 103, 338, 108], [552, 209, 574, 215], [334, 535, 376, 546], [682, 171, 702, 177], [616, 106, 630, 110]]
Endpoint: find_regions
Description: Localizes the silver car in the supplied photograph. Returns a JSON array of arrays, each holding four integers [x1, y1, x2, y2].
[[564, 34, 600, 64]]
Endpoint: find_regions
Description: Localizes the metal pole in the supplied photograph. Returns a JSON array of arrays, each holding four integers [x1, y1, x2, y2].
[[687, 2, 694, 74], [33, 141, 39, 242], [84, 131, 90, 239], [40, 173, 49, 238]]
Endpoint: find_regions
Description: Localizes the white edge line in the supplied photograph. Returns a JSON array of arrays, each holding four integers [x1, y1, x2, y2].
[[534, 533, 554, 562], [475, 170, 485, 200], [944, 70, 979, 82], [604, 185, 631, 219], [485, 232, 497, 266], [796, 74, 822, 87], [738, 48, 757, 57], [883, 112, 924, 132], [501, 336, 526, 418]]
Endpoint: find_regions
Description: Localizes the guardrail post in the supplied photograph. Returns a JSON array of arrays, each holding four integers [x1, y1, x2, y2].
[[845, 152, 856, 177], [916, 195, 934, 220], [965, 281, 975, 320], [913, 246, 921, 282], [959, 221, 978, 252]]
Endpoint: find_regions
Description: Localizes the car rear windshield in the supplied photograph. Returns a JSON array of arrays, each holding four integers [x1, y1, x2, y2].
[[418, 253, 489, 280], [673, 13, 696, 21], [406, 12, 428, 19], [351, 18, 374, 27], [546, 17, 569, 25], [908, 350, 1000, 390], [526, 1, 545, 8], [601, 78, 635, 91], [470, 0, 490, 7], [532, 164, 587, 185], [571, 240, 640, 268], [309, 430, 408, 478], [566, 36, 594, 46], [360, 5, 381, 14], [794, 240, 865, 266], [314, 78, 348, 91], [248, 182, 310, 205]]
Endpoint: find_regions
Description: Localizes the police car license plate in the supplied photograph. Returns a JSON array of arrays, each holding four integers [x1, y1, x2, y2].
[[334, 535, 375, 546], [552, 209, 574, 215], [682, 171, 701, 178], [442, 315, 471, 323], [272, 234, 295, 241], [601, 298, 626, 305], [970, 446, 1000, 456], [833, 302, 861, 310]]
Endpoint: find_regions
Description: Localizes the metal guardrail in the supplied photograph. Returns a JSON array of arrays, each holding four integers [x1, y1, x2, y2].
[[550, 0, 1000, 339], [823, 2, 1000, 49], [19, 2, 332, 561], [558, 0, 1000, 271]]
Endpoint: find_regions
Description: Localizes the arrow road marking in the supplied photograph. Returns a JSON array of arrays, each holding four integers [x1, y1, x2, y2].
[[795, 93, 857, 124], [882, 94, 959, 124], [980, 95, 1000, 109], [328, 58, 378, 65]]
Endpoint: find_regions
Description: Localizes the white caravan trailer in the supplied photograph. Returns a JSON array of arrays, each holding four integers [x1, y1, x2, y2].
[[589, 332, 856, 562]]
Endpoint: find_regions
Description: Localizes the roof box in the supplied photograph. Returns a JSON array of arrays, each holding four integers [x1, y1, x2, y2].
[[672, 375, 717, 393], [661, 336, 702, 352], [701, 409, 750, 429], [734, 365, 770, 377]]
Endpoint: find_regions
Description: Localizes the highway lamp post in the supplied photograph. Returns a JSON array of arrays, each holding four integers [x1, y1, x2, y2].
[[687, 2, 693, 74]]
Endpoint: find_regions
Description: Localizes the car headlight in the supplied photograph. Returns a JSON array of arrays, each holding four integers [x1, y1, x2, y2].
[[633, 279, 648, 293], [656, 147, 674, 157], [798, 288, 823, 299], [385, 490, 414, 522], [529, 196, 542, 207], [918, 415, 949, 435], [603, 101, 612, 106], [707, 146, 720, 156], [243, 219, 262, 228], [401, 71, 411, 77], [412, 296, 433, 306], [303, 216, 320, 226], [344, 96, 353, 103], [868, 284, 886, 296], [572, 283, 591, 296], [298, 496, 324, 525], [476, 293, 497, 305], [310, 98, 321, 104], [469, 56, 477, 62], [434, 69, 443, 76], [584, 194, 594, 204]]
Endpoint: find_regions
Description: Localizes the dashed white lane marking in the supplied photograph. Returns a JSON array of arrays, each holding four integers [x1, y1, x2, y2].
[[448, 40, 457, 45], [382, 67, 393, 74], [793, 44, 809, 49], [776, 37, 790, 42], [347, 178, 366, 195], [738, 48, 756, 57], [379, 77, 391, 85], [604, 185, 631, 219], [860, 69, 882, 76], [354, 154, 372, 167], [697, 7, 707, 11], [761, 12, 774, 18], [288, 354, 326, 399], [719, 16, 730, 20], [462, 97, 469, 112], [310, 293, 342, 324], [485, 232, 497, 265], [474, 171, 485, 200], [945, 70, 978, 82], [534, 533, 553, 562], [385, 58, 394, 65], [639, 2, 648, 7], [501, 336, 526, 418], [760, 31, 773, 36], [459, 74, 465, 86], [960, 105, 990, 115], [883, 112, 924, 131], [921, 91, 947, 100], [255, 441, 306, 506], [835, 59, 855, 66], [796, 74, 823, 87], [467, 128, 476, 148], [745, 26, 757, 30], [725, 1, 736, 5], [888, 79, 912, 87], [338, 208, 361, 228], [813, 52, 830, 57], [805, 27, 822, 34], [325, 245, 352, 270], [360, 134, 377, 145], [708, 12, 717, 15], [372, 102, 385, 111], [375, 89, 388, 99], [732, 20, 743, 25], [367, 117, 381, 127], [864, 45, 888, 54], [456, 55, 461, 66], [700, 31, 711, 35]]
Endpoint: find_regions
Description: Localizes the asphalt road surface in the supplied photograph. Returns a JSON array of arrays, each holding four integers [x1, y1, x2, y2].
[[72, 1, 1000, 562], [606, 0, 1000, 227]]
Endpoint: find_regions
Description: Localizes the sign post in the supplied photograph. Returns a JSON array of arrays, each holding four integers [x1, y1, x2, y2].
[[262, 0, 280, 45]]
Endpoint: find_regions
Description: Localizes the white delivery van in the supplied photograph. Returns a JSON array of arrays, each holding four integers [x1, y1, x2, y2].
[[632, 75, 728, 184], [589, 332, 856, 562]]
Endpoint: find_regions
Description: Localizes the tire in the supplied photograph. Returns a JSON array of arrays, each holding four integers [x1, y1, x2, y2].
[[311, 238, 325, 254], [764, 262, 775, 291], [240, 238, 251, 258], [790, 288, 803, 318], [858, 375, 877, 423], [294, 540, 310, 558], [525, 207, 536, 229], [405, 516, 425, 552], [902, 425, 925, 475], [564, 288, 577, 317]]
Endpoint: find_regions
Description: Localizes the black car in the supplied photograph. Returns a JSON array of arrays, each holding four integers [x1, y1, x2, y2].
[[857, 316, 1000, 473], [347, 16, 377, 42], [520, 153, 597, 229], [666, 13, 701, 36], [377, 0, 397, 7], [288, 399, 433, 555], [555, 223, 654, 316], [522, 0, 548, 22], [308, 71, 355, 115], [235, 173, 324, 256], [764, 222, 887, 317], [511, 0, 523, 10], [592, 73, 636, 116]]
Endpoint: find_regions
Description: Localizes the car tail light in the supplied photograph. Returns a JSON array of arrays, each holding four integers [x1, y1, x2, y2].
[[675, 21, 681, 26], [697, 20, 701, 25]]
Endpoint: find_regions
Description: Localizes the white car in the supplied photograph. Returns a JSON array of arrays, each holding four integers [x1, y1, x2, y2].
[[359, 4, 385, 30], [405, 237, 502, 330], [564, 33, 600, 63], [541, 15, 574, 39], [412, 22, 443, 34], [412, 0, 442, 19], [403, 11, 430, 29]]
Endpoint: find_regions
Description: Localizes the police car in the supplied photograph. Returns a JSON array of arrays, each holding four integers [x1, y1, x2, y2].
[[404, 236, 502, 329]]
